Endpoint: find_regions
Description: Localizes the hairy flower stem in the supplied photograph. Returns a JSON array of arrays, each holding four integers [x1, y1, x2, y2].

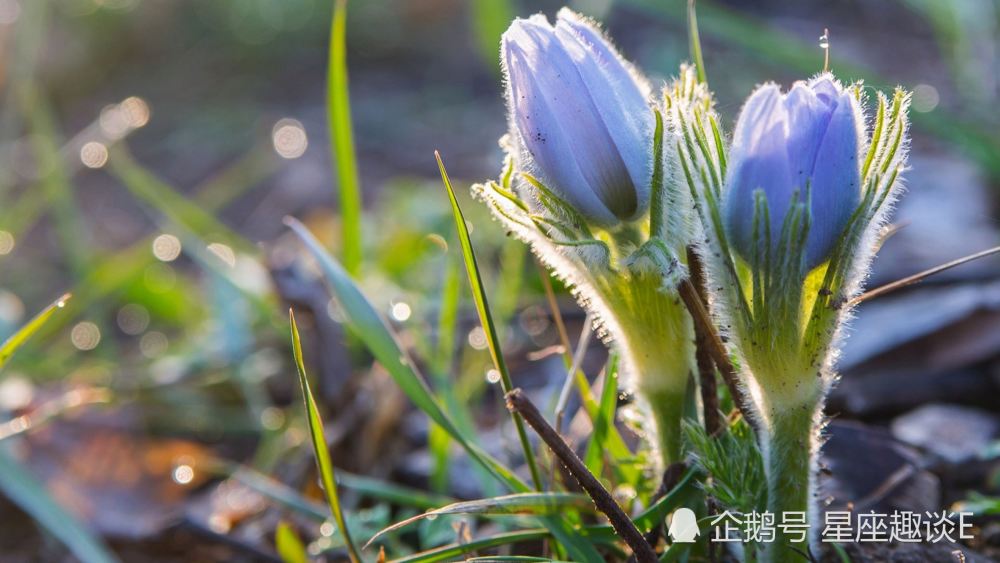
[[761, 394, 822, 562], [599, 275, 695, 468], [642, 386, 686, 463]]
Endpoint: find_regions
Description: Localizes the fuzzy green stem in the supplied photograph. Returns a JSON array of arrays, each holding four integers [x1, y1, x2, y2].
[[761, 397, 821, 562], [643, 386, 686, 464], [600, 275, 695, 469]]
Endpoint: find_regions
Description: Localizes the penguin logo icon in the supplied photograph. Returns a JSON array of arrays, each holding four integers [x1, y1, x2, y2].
[[667, 508, 700, 543]]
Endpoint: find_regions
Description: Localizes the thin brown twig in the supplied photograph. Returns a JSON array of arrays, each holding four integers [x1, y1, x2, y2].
[[846, 244, 1000, 307], [687, 247, 722, 437], [505, 389, 659, 563], [676, 278, 760, 435]]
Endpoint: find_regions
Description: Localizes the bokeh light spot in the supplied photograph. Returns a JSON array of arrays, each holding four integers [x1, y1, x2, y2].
[[120, 96, 150, 127], [152, 234, 182, 262], [0, 0, 20, 25], [140, 331, 169, 358], [272, 118, 308, 159], [912, 84, 940, 113], [207, 242, 236, 267], [71, 322, 102, 351], [467, 327, 487, 350], [80, 141, 109, 169], [486, 369, 501, 384], [390, 301, 411, 322], [0, 230, 14, 255], [117, 303, 150, 335], [172, 464, 195, 485]]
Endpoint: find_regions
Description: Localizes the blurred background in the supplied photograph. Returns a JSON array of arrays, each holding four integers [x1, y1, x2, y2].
[[1, 0, 999, 561]]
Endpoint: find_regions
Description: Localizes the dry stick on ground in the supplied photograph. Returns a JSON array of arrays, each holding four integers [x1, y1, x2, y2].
[[505, 389, 659, 563], [676, 277, 760, 435], [686, 247, 722, 437]]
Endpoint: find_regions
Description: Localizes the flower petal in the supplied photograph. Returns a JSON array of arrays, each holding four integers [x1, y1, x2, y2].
[[503, 32, 618, 224], [555, 9, 653, 218], [805, 89, 862, 267], [725, 84, 794, 262]]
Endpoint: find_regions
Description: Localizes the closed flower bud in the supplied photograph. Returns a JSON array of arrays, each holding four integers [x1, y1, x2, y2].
[[502, 9, 654, 226], [723, 74, 863, 269]]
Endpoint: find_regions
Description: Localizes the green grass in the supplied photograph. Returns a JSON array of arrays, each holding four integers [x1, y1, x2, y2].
[[327, 0, 364, 275], [0, 295, 119, 563], [289, 309, 362, 562]]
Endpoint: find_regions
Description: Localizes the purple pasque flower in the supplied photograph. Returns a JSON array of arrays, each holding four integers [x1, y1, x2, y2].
[[723, 74, 864, 270], [502, 8, 654, 227]]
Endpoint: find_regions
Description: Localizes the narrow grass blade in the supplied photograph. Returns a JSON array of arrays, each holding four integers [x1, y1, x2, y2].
[[286, 218, 603, 563], [27, 143, 274, 344], [467, 558, 573, 563], [327, 0, 363, 275], [230, 468, 328, 521], [0, 293, 70, 370], [367, 492, 594, 546], [0, 448, 119, 563], [289, 310, 361, 563], [108, 147, 251, 252], [21, 89, 90, 279], [338, 471, 454, 510], [435, 151, 543, 491], [285, 218, 524, 490], [430, 250, 462, 493], [275, 521, 309, 563], [582, 467, 699, 543], [630, 468, 698, 532], [389, 529, 550, 563], [583, 359, 621, 476], [539, 271, 637, 485]]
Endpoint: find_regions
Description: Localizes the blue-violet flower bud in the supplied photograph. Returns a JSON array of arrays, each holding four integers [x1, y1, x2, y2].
[[723, 74, 863, 269], [501, 9, 654, 226]]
